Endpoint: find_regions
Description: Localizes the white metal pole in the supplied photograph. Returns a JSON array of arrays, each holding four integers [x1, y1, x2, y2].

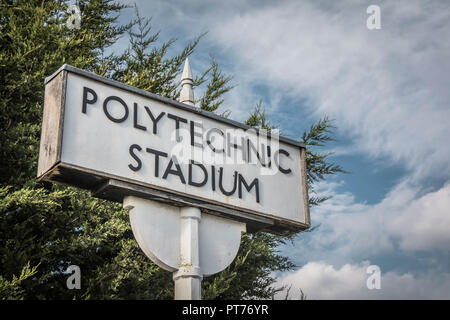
[[173, 206, 202, 300], [173, 59, 202, 299]]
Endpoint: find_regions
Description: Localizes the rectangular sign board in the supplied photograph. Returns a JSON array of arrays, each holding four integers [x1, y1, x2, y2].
[[38, 65, 310, 235]]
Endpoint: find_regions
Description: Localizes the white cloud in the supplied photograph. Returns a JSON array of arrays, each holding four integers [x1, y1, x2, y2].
[[291, 180, 450, 268], [390, 183, 450, 252], [275, 261, 450, 299]]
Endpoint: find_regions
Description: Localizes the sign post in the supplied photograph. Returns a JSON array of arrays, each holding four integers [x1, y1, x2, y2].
[[37, 60, 310, 299], [173, 60, 204, 299], [174, 206, 202, 300]]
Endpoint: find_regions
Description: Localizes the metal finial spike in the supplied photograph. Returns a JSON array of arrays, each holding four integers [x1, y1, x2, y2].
[[180, 58, 195, 106], [181, 57, 193, 82]]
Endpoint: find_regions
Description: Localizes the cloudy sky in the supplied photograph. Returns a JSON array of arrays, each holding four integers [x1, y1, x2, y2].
[[115, 0, 450, 299]]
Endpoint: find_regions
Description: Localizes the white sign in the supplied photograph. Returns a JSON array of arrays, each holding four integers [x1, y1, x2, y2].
[[38, 65, 309, 234]]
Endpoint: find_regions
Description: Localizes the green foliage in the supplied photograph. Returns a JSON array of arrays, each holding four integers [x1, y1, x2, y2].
[[0, 0, 342, 300], [302, 117, 346, 206], [197, 55, 234, 113], [203, 232, 292, 300], [0, 262, 39, 300], [245, 100, 276, 131], [0, 0, 128, 186], [0, 184, 173, 299], [109, 6, 200, 99]]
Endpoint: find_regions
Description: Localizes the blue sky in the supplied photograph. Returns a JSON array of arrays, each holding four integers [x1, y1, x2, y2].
[[112, 0, 450, 299]]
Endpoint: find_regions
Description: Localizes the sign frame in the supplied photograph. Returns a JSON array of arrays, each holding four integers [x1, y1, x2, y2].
[[37, 64, 310, 235]]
